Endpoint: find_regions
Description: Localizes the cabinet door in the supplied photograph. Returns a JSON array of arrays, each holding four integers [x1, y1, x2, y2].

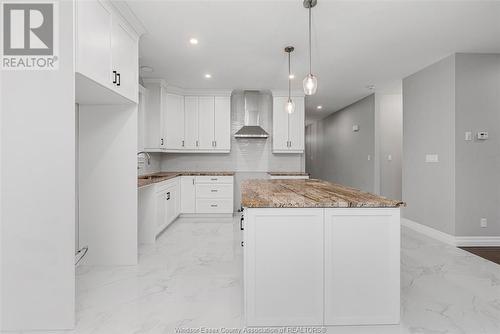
[[143, 84, 164, 150], [184, 96, 199, 149], [165, 94, 185, 150], [111, 18, 138, 102], [272, 97, 290, 152], [180, 176, 196, 213], [324, 208, 400, 325], [76, 0, 112, 87], [198, 97, 215, 150], [244, 208, 324, 326], [137, 87, 146, 151], [165, 186, 177, 225], [156, 191, 167, 228], [214, 96, 231, 151], [288, 97, 305, 152]]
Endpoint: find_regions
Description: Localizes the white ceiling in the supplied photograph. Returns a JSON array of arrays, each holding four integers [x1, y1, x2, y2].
[[127, 0, 500, 123]]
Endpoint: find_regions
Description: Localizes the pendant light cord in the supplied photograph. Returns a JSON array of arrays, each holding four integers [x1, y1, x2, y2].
[[288, 51, 291, 100], [308, 5, 312, 74]]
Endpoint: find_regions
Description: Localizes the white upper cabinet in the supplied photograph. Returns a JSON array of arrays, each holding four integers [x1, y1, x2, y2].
[[214, 97, 232, 151], [110, 19, 138, 102], [143, 82, 166, 150], [272, 95, 305, 153], [198, 96, 216, 150], [76, 0, 112, 88], [184, 96, 199, 149], [165, 93, 185, 150], [138, 82, 232, 153], [76, 0, 139, 104]]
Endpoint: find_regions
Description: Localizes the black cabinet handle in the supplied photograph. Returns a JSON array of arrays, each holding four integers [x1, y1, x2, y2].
[[240, 216, 244, 231], [116, 73, 121, 86], [241, 241, 244, 247], [166, 192, 170, 200], [210, 204, 218, 207], [112, 71, 117, 84], [161, 138, 164, 146]]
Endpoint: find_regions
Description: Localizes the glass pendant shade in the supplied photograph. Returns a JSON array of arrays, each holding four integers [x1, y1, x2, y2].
[[303, 73, 318, 95], [285, 98, 295, 114]]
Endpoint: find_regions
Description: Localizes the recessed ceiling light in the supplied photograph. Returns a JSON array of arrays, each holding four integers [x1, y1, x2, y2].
[[189, 38, 199, 45], [140, 66, 153, 73], [289, 74, 295, 79], [204, 74, 212, 79], [317, 105, 323, 110]]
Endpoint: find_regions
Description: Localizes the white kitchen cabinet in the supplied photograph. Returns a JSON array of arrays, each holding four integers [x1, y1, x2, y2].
[[110, 18, 138, 102], [155, 178, 180, 235], [184, 96, 199, 149], [76, 0, 112, 88], [75, 0, 138, 104], [165, 93, 185, 150], [193, 176, 234, 214], [138, 85, 146, 152], [198, 96, 215, 150], [143, 82, 166, 150], [214, 97, 231, 150], [272, 96, 305, 153], [244, 208, 324, 326], [324, 208, 400, 325], [180, 176, 196, 213]]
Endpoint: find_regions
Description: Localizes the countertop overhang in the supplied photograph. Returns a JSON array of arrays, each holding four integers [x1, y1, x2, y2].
[[241, 179, 404, 208]]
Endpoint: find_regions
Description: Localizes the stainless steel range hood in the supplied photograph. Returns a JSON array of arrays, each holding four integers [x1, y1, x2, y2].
[[234, 91, 269, 139]]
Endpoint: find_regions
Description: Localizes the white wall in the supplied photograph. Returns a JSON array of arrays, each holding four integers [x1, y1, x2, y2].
[[0, 1, 75, 330], [79, 105, 138, 265]]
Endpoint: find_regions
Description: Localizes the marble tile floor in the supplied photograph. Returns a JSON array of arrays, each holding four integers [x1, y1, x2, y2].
[[8, 216, 500, 334]]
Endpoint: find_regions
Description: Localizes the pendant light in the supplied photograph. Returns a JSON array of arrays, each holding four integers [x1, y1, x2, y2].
[[303, 0, 318, 95], [284, 46, 295, 114]]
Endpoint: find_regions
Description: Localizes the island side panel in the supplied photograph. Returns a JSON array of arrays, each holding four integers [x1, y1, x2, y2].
[[324, 208, 401, 325], [243, 208, 324, 326]]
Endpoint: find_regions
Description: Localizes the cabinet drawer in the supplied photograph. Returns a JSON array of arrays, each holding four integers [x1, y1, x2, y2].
[[196, 184, 233, 198], [195, 175, 233, 184], [196, 199, 233, 213]]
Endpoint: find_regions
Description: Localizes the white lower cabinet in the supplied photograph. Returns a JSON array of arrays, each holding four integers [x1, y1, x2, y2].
[[244, 208, 324, 326], [243, 207, 401, 327], [155, 178, 180, 235], [324, 208, 400, 325], [194, 176, 234, 214], [180, 176, 196, 213]]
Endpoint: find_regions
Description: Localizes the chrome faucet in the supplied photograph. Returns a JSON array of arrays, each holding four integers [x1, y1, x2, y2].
[[137, 151, 151, 166]]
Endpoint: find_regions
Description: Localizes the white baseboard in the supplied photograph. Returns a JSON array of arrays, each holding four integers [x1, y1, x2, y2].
[[401, 218, 500, 247], [455, 237, 500, 247], [401, 218, 456, 245], [179, 213, 234, 219]]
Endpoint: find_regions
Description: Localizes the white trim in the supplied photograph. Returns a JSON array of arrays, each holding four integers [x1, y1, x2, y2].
[[110, 0, 147, 37], [455, 237, 500, 247], [401, 218, 456, 245], [401, 218, 500, 247]]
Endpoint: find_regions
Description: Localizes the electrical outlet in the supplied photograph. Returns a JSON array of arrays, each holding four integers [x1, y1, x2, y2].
[[387, 154, 392, 161], [480, 218, 487, 228], [367, 154, 371, 161], [425, 154, 439, 163], [465, 131, 472, 141]]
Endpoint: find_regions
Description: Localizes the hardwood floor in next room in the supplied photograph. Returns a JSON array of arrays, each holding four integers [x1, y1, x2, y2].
[[460, 247, 500, 265]]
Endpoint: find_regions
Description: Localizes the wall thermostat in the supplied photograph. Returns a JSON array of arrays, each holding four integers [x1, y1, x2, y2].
[[477, 132, 488, 140]]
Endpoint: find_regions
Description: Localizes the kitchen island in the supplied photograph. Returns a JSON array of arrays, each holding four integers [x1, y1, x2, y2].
[[240, 179, 404, 327]]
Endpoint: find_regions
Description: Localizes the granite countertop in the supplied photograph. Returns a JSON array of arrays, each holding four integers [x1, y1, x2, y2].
[[138, 171, 235, 188], [241, 179, 404, 208], [268, 172, 310, 176]]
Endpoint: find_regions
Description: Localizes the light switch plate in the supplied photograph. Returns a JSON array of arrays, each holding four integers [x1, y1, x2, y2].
[[425, 154, 439, 163], [387, 154, 392, 161], [352, 124, 359, 132], [481, 218, 487, 228]]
